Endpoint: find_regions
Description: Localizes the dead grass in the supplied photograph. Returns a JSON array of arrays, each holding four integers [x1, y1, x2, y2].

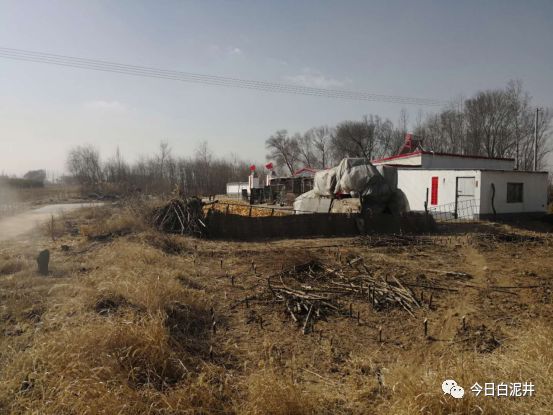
[[1, 205, 552, 414], [378, 323, 552, 415], [42, 214, 67, 240], [79, 206, 146, 239], [238, 368, 317, 415], [0, 258, 25, 275], [0, 236, 224, 414], [0, 315, 229, 414]]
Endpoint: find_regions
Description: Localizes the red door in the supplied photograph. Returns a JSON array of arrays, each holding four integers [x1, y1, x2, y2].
[[431, 176, 438, 205]]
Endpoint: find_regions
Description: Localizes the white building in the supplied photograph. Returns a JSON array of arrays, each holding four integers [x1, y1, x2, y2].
[[226, 182, 249, 197], [372, 150, 548, 219]]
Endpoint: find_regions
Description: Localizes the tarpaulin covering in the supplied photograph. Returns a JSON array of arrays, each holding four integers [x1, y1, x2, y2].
[[313, 158, 389, 197], [295, 158, 409, 216]]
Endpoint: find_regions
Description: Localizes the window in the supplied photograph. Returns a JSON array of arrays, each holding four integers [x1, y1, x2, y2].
[[507, 183, 523, 203]]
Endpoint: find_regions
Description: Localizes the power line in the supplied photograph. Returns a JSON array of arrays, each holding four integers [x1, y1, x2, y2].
[[0, 46, 447, 106]]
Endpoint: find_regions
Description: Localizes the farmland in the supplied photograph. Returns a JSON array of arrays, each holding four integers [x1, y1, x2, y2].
[[0, 201, 552, 414]]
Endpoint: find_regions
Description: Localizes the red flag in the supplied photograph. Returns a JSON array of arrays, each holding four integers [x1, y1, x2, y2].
[[249, 164, 256, 171], [265, 162, 274, 170]]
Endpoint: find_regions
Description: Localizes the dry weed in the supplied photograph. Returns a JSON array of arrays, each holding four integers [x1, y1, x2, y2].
[[238, 368, 316, 415], [0, 258, 25, 275], [0, 314, 228, 414], [377, 323, 552, 415]]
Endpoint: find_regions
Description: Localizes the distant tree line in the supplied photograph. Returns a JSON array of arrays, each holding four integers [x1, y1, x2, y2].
[[66, 141, 254, 196], [67, 81, 552, 195], [0, 170, 47, 189], [266, 81, 552, 174]]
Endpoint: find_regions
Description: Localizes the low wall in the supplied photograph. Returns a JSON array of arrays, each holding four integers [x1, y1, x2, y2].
[[206, 211, 359, 239], [205, 211, 434, 240]]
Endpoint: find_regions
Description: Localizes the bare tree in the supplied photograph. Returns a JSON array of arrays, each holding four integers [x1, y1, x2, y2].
[[519, 107, 553, 171], [265, 130, 299, 175], [465, 90, 515, 158], [67, 145, 103, 188], [305, 126, 334, 168], [156, 141, 172, 180], [332, 118, 375, 160], [104, 147, 129, 184], [296, 133, 317, 168]]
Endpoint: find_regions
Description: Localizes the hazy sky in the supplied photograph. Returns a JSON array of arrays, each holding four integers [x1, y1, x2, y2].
[[1, 0, 552, 175]]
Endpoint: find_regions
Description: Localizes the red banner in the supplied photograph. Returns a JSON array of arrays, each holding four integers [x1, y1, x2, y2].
[[265, 162, 274, 170], [431, 176, 438, 205]]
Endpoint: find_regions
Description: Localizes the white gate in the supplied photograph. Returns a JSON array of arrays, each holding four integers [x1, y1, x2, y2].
[[455, 177, 476, 219]]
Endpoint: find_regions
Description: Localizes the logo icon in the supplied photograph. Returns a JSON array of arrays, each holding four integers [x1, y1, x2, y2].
[[442, 379, 465, 399]]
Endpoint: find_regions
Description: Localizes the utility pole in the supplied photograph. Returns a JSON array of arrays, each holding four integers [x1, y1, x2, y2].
[[534, 108, 541, 171]]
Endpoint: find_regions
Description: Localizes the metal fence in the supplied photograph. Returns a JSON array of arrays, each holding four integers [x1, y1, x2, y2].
[[427, 199, 480, 222]]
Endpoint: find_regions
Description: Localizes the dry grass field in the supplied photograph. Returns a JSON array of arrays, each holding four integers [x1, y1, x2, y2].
[[0, 203, 552, 414]]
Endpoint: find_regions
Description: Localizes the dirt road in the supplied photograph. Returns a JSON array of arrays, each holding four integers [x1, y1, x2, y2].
[[0, 203, 101, 241]]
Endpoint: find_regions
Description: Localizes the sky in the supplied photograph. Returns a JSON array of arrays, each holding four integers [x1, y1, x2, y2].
[[1, 0, 552, 176]]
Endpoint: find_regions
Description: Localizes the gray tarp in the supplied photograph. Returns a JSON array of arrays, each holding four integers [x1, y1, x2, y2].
[[313, 158, 390, 197], [295, 158, 409, 215]]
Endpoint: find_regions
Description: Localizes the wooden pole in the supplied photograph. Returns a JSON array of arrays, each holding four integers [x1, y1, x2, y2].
[[423, 318, 428, 338]]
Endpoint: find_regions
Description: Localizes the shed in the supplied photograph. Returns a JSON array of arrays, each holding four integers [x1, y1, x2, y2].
[[372, 150, 548, 220], [226, 182, 249, 196]]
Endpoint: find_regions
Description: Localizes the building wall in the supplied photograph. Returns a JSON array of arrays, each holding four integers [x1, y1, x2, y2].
[[396, 169, 481, 213], [226, 182, 248, 195], [420, 154, 514, 170], [374, 152, 514, 170], [373, 154, 422, 167], [397, 168, 548, 216], [479, 171, 548, 214]]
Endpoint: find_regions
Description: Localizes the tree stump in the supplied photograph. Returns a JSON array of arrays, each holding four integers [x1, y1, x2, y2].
[[37, 250, 50, 275]]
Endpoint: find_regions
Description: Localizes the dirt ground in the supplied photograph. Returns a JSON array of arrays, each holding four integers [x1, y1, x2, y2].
[[0, 204, 552, 414]]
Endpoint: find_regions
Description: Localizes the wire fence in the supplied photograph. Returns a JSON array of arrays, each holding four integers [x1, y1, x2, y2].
[[427, 199, 480, 222]]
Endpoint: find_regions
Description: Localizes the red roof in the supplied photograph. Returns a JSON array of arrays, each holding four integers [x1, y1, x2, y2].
[[293, 167, 318, 176], [372, 150, 514, 163]]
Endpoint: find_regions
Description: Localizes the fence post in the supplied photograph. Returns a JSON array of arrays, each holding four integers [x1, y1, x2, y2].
[[424, 188, 429, 215]]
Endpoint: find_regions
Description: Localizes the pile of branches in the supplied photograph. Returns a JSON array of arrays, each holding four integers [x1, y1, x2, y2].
[[151, 197, 206, 236], [262, 259, 420, 333], [358, 234, 434, 248]]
